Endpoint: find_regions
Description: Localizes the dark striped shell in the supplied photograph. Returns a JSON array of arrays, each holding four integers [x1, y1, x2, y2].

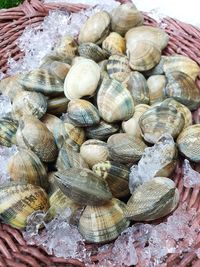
[[107, 55, 131, 82], [78, 43, 109, 62], [0, 117, 18, 147], [47, 96, 69, 115]]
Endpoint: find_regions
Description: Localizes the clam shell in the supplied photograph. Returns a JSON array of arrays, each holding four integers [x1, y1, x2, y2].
[[139, 105, 185, 144], [19, 69, 64, 95], [55, 36, 78, 62], [97, 78, 134, 123], [0, 117, 18, 147], [0, 183, 49, 229], [143, 56, 166, 77], [107, 133, 147, 164], [177, 124, 200, 162], [12, 91, 47, 120], [67, 99, 100, 127], [128, 40, 161, 71], [78, 11, 111, 44], [62, 121, 85, 149], [54, 168, 112, 205], [16, 116, 58, 162], [64, 59, 100, 100], [80, 139, 109, 168], [79, 198, 130, 243], [147, 75, 166, 106], [111, 3, 143, 36], [165, 71, 200, 110], [0, 75, 24, 101], [40, 60, 70, 81], [47, 96, 69, 115], [102, 32, 126, 55], [107, 55, 131, 82], [125, 177, 179, 221], [125, 71, 149, 105], [78, 43, 109, 62], [93, 160, 130, 198]]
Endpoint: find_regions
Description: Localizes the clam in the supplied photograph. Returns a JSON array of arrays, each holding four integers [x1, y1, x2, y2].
[[0, 117, 18, 147], [47, 96, 69, 115], [54, 168, 112, 205], [107, 133, 147, 164], [143, 56, 166, 77], [64, 59, 100, 100], [122, 104, 150, 138], [78, 11, 111, 44], [147, 75, 166, 106], [7, 149, 48, 190], [125, 71, 149, 105], [128, 40, 161, 71], [125, 177, 179, 221], [165, 71, 200, 110], [86, 120, 119, 141], [16, 115, 58, 162], [12, 91, 47, 120], [78, 43, 109, 62], [111, 3, 143, 36], [125, 25, 169, 51], [98, 60, 109, 81], [107, 55, 131, 82], [67, 99, 100, 127], [79, 198, 130, 243], [40, 60, 70, 81], [177, 124, 200, 162], [0, 182, 49, 229], [139, 105, 185, 144], [102, 32, 126, 55], [19, 69, 64, 95], [80, 139, 109, 168], [54, 36, 78, 62], [97, 78, 134, 123], [62, 121, 85, 149], [93, 160, 130, 198], [0, 74, 24, 101]]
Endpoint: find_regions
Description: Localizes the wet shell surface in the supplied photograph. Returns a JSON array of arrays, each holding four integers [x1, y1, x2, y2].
[[165, 71, 200, 110], [79, 198, 130, 243], [47, 96, 69, 115], [107, 55, 131, 82], [147, 75, 166, 106], [0, 117, 18, 147], [16, 116, 58, 162], [111, 3, 143, 36], [97, 78, 134, 123], [78, 43, 109, 62], [54, 168, 112, 206], [177, 124, 200, 162], [107, 133, 147, 164], [67, 99, 100, 127], [64, 59, 100, 100], [12, 91, 47, 120], [78, 11, 111, 45], [54, 36, 78, 62], [139, 105, 185, 144], [102, 32, 126, 55], [125, 177, 179, 221], [80, 139, 109, 168], [0, 183, 49, 229], [93, 160, 130, 198]]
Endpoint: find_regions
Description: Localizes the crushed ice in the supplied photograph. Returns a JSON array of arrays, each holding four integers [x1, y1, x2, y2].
[[183, 159, 200, 188], [0, 95, 12, 118]]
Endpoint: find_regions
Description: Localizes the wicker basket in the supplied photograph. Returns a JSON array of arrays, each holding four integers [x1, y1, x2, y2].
[[0, 0, 200, 266]]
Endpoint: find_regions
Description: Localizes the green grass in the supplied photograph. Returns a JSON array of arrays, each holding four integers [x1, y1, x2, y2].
[[0, 0, 23, 9]]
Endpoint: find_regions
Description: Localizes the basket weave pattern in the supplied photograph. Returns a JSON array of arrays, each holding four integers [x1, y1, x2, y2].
[[0, 0, 200, 266]]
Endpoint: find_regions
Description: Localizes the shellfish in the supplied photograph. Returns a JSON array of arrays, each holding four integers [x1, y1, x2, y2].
[[102, 32, 126, 55], [78, 43, 109, 62], [147, 75, 166, 106], [54, 36, 78, 62], [0, 117, 18, 147], [47, 96, 69, 115]]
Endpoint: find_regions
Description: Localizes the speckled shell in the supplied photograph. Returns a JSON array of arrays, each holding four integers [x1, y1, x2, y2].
[[12, 91, 47, 120], [93, 160, 130, 198], [54, 168, 112, 205], [79, 198, 130, 243], [7, 149, 48, 190], [139, 105, 185, 144], [125, 177, 179, 221], [125, 71, 149, 105], [165, 71, 200, 110], [97, 78, 134, 123], [0, 117, 18, 147], [47, 96, 69, 115], [64, 59, 100, 100], [0, 74, 24, 101], [128, 40, 161, 71], [67, 99, 100, 127], [40, 60, 70, 81], [78, 43, 109, 62], [107, 55, 131, 82], [80, 139, 109, 168], [55, 36, 78, 62], [86, 120, 119, 141], [102, 32, 126, 55], [0, 183, 49, 229], [19, 69, 64, 95], [147, 75, 166, 106], [107, 133, 147, 164], [111, 3, 143, 36], [78, 11, 111, 45], [16, 116, 58, 162], [177, 124, 200, 162]]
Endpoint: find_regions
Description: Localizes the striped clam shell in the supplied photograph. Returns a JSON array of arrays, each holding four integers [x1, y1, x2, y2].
[[0, 117, 18, 147], [102, 32, 126, 55], [147, 75, 166, 106], [107, 55, 131, 82], [47, 96, 69, 115], [78, 43, 109, 62]]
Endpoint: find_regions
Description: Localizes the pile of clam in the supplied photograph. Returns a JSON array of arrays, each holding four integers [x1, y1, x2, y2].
[[0, 2, 200, 244]]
